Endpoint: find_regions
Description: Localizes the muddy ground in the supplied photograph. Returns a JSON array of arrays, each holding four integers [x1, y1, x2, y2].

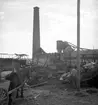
[[13, 78, 98, 105]]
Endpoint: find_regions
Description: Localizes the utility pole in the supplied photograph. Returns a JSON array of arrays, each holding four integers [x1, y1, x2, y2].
[[77, 0, 80, 91], [93, 46, 95, 62]]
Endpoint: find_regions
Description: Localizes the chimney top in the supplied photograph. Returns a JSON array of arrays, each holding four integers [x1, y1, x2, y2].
[[34, 6, 39, 9]]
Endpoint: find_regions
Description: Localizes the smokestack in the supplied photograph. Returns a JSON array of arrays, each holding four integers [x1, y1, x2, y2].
[[32, 6, 40, 59]]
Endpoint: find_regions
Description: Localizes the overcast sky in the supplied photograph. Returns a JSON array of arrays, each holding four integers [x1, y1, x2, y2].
[[0, 0, 98, 58]]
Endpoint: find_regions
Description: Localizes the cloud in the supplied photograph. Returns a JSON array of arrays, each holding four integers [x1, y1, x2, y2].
[[0, 16, 4, 20], [0, 0, 97, 55], [0, 12, 4, 15], [2, 31, 32, 55], [0, 12, 4, 20]]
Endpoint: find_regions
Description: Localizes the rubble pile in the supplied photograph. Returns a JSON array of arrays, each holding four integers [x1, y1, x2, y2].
[[14, 86, 98, 105]]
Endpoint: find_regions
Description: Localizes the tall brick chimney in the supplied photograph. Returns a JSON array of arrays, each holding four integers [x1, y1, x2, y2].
[[32, 6, 40, 59]]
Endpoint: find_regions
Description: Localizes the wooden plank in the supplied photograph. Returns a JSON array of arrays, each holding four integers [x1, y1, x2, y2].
[[30, 81, 48, 88]]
